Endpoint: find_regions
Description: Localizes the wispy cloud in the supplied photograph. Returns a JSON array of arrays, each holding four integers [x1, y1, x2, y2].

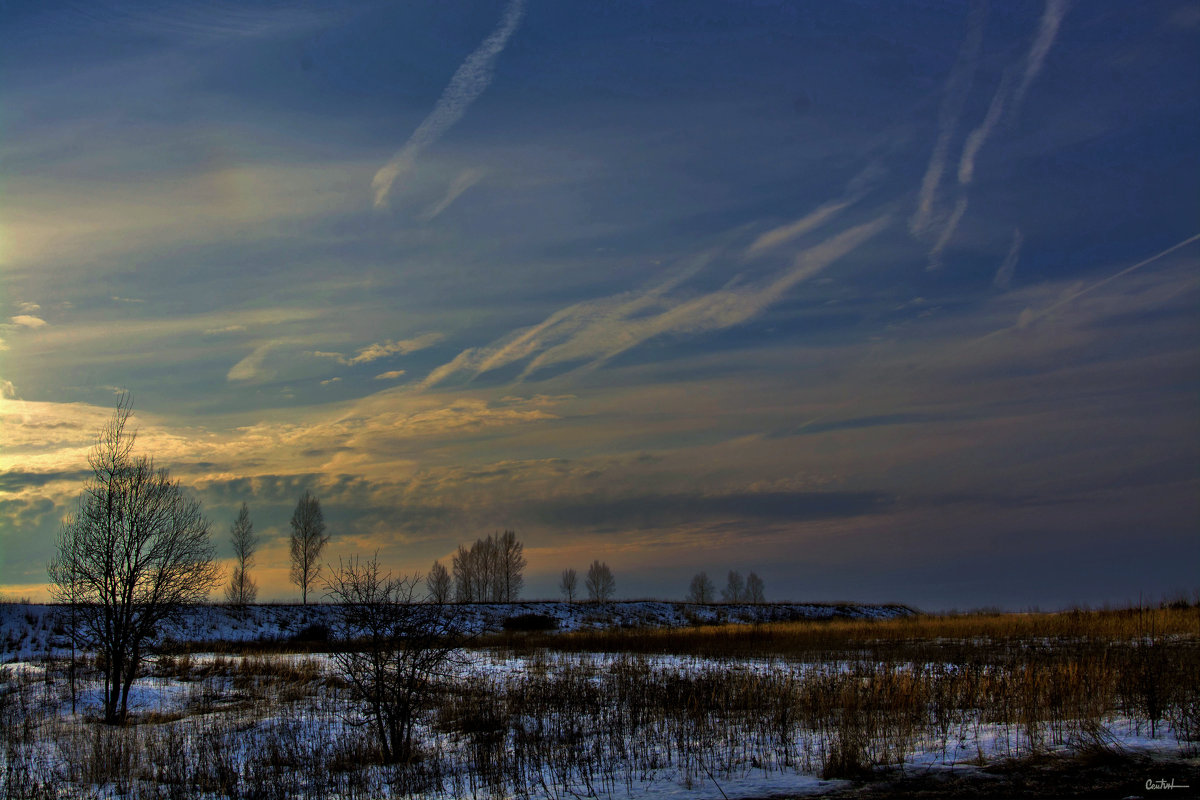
[[919, 0, 1067, 271], [313, 333, 444, 366], [959, 0, 1069, 187], [910, 0, 986, 239], [375, 370, 406, 381], [745, 197, 857, 257], [17, 302, 40, 314], [419, 168, 486, 222], [101, 4, 331, 44], [371, 0, 526, 209], [349, 333, 444, 365], [925, 197, 968, 272], [8, 315, 47, 329], [1012, 0, 1069, 114], [421, 215, 891, 389], [24, 308, 322, 351], [203, 324, 247, 336], [957, 71, 1014, 187], [226, 342, 279, 382], [993, 228, 1024, 289]]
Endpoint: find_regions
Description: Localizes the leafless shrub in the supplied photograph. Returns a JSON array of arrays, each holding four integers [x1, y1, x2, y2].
[[325, 554, 466, 764]]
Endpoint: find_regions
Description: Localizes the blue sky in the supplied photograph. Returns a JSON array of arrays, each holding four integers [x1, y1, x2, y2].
[[1, 0, 1197, 609]]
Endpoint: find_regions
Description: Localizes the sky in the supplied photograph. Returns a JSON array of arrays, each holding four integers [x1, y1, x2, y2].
[[1, 0, 1197, 611]]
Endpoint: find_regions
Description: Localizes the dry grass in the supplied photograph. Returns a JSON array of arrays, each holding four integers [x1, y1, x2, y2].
[[483, 606, 1200, 660], [1, 605, 1197, 798]]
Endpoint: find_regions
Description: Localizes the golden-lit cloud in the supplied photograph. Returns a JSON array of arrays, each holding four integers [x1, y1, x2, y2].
[[226, 341, 280, 383], [315, 333, 444, 366], [8, 315, 46, 328]]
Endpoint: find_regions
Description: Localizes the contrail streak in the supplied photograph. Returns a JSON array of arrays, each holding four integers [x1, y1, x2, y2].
[[372, 0, 526, 209], [910, 0, 986, 239], [1013, 232, 1200, 328]]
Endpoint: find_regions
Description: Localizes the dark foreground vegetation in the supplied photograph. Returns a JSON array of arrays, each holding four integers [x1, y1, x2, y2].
[[1, 605, 1197, 799]]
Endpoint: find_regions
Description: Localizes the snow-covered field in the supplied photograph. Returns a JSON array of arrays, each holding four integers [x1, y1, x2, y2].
[[1, 646, 1193, 800], [1, 602, 1196, 799]]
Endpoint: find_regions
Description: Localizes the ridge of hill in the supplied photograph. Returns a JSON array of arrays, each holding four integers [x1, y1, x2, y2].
[[1, 600, 914, 660]]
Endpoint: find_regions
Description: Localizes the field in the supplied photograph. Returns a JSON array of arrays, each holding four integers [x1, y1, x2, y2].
[[1, 602, 1198, 799]]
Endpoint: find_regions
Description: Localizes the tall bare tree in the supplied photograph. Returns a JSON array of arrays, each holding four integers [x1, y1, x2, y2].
[[473, 534, 498, 600], [559, 568, 578, 602], [425, 559, 452, 603], [289, 490, 328, 604], [688, 571, 716, 603], [451, 531, 527, 602], [745, 571, 766, 604], [585, 560, 615, 603], [722, 570, 746, 603], [224, 502, 258, 605], [326, 555, 466, 763], [497, 529, 526, 602], [48, 397, 219, 725], [452, 543, 474, 601]]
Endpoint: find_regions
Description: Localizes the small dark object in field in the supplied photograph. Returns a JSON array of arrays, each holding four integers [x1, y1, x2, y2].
[[502, 613, 559, 632], [290, 623, 330, 643]]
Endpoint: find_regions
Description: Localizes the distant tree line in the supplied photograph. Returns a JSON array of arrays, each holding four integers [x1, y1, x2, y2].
[[688, 569, 765, 604]]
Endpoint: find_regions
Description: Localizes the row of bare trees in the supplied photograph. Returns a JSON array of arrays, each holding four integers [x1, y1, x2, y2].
[[46, 399, 337, 723], [426, 530, 527, 603], [221, 488, 330, 606], [687, 569, 766, 604], [558, 561, 616, 602]]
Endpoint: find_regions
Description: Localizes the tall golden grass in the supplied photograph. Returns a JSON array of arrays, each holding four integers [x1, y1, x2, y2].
[[484, 605, 1200, 659]]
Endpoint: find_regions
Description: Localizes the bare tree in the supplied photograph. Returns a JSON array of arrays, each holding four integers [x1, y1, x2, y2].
[[722, 570, 746, 603], [425, 559, 451, 603], [471, 534, 498, 601], [559, 568, 578, 602], [289, 490, 329, 604], [224, 502, 258, 606], [688, 571, 716, 603], [585, 560, 615, 603], [746, 571, 766, 604], [452, 543, 474, 602], [48, 397, 219, 725], [497, 529, 527, 602], [326, 555, 465, 763], [451, 531, 527, 602]]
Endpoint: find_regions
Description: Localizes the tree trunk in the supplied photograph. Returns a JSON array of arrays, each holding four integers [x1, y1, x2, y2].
[[105, 650, 123, 724], [119, 641, 140, 724]]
